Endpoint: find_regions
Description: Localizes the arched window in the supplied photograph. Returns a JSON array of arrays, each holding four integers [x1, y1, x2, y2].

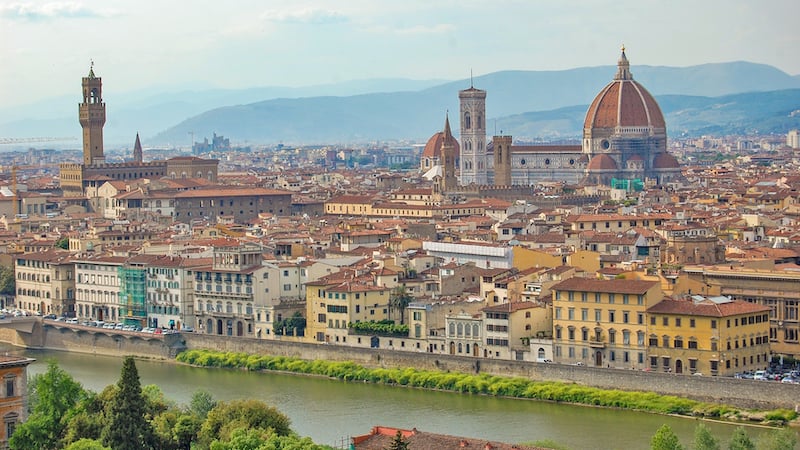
[[457, 323, 463, 336], [473, 324, 479, 336], [449, 322, 455, 336], [464, 112, 471, 129]]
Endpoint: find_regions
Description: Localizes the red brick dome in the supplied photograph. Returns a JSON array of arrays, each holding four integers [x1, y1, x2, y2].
[[653, 152, 680, 169], [587, 154, 618, 170], [583, 50, 665, 131], [422, 115, 459, 160], [422, 131, 459, 159]]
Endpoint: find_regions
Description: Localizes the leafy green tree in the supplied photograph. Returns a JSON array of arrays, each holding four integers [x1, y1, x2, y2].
[[756, 427, 797, 450], [0, 264, 15, 297], [63, 392, 107, 444], [274, 312, 306, 336], [728, 427, 755, 450], [64, 438, 111, 450], [386, 429, 409, 450], [209, 427, 331, 450], [142, 384, 174, 417], [650, 424, 684, 450], [101, 356, 155, 450], [693, 424, 720, 450], [189, 390, 217, 420], [197, 399, 292, 449], [10, 361, 86, 450], [173, 414, 203, 450]]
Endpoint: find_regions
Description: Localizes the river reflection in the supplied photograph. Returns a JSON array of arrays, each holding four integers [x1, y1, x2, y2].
[[18, 348, 784, 450]]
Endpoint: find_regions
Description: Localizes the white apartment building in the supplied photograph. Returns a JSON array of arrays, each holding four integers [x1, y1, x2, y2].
[[73, 255, 127, 321]]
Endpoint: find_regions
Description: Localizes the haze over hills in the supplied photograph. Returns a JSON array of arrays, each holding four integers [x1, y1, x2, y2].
[[2, 62, 799, 148]]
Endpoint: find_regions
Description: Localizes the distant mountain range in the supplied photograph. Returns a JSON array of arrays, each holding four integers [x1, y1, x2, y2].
[[2, 62, 799, 148]]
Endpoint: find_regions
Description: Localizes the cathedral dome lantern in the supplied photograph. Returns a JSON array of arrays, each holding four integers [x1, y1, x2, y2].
[[583, 47, 678, 186]]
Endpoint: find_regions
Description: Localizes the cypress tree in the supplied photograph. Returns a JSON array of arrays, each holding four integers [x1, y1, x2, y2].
[[102, 356, 154, 450]]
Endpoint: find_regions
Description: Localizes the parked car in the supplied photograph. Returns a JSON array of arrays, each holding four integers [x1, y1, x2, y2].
[[66, 318, 79, 324], [181, 326, 195, 333], [753, 370, 767, 381], [43, 314, 57, 320]]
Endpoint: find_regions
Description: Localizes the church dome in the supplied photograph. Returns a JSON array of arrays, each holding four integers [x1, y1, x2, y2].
[[422, 116, 460, 160], [583, 49, 666, 131], [587, 154, 618, 170], [653, 152, 680, 169]]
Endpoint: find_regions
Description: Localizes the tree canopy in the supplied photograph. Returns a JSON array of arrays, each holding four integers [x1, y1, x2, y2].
[[101, 356, 155, 450]]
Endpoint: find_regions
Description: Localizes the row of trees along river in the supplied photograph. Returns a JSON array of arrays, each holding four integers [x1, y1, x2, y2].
[[11, 346, 798, 450]]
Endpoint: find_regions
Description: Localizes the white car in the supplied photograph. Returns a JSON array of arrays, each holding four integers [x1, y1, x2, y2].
[[753, 370, 767, 381]]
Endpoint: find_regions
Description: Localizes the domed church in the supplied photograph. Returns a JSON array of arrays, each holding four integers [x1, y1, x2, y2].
[[422, 48, 683, 190]]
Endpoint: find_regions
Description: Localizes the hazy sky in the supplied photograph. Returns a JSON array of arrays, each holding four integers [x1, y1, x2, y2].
[[1, 0, 798, 107]]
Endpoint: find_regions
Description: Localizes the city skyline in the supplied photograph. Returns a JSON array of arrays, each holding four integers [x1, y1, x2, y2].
[[1, 0, 799, 108]]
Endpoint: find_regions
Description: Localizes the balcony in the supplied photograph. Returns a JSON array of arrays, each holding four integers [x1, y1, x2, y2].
[[589, 337, 606, 348]]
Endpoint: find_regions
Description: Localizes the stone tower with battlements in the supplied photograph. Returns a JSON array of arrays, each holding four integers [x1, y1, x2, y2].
[[79, 62, 106, 166]]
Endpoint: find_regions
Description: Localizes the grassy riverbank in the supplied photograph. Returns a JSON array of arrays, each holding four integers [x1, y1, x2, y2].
[[176, 349, 797, 426]]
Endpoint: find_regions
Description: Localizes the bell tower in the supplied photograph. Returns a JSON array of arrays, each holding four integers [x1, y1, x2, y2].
[[79, 61, 106, 166], [459, 82, 487, 186]]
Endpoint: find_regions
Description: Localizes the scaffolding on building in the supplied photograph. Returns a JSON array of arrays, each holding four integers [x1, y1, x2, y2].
[[119, 266, 147, 325]]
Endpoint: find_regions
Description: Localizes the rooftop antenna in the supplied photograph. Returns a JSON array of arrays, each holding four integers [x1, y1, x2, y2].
[[470, 69, 473, 88]]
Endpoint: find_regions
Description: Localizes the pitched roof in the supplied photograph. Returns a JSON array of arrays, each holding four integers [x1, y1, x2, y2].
[[551, 277, 658, 295], [647, 297, 771, 317]]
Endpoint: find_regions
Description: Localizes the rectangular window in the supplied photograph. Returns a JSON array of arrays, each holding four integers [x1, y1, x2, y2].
[[581, 309, 588, 321], [595, 309, 602, 322], [595, 293, 601, 303], [568, 308, 575, 320], [608, 294, 615, 304], [623, 311, 629, 324], [662, 317, 669, 326], [675, 318, 682, 327], [690, 318, 696, 328], [581, 292, 587, 302], [637, 313, 644, 325], [608, 310, 615, 323], [5, 378, 14, 397], [711, 320, 717, 329], [650, 316, 656, 325], [623, 294, 629, 304], [555, 308, 562, 320]]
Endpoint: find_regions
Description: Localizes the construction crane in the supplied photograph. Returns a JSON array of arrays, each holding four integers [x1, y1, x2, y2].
[[0, 137, 77, 145]]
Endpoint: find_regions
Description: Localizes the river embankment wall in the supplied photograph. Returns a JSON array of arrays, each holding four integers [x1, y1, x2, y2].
[[3, 323, 799, 411]]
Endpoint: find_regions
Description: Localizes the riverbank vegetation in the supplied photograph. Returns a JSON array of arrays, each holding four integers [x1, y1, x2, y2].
[[176, 349, 799, 426], [11, 357, 332, 450]]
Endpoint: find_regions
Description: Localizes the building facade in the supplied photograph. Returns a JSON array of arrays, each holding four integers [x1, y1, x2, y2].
[[0, 356, 34, 450], [647, 296, 771, 376], [552, 278, 662, 369]]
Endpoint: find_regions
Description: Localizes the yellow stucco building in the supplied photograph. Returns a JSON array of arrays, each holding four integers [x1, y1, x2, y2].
[[647, 296, 771, 377], [551, 278, 662, 369]]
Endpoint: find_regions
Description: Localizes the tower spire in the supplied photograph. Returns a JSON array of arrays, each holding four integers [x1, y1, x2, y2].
[[444, 110, 452, 138], [133, 132, 143, 163], [614, 45, 632, 80]]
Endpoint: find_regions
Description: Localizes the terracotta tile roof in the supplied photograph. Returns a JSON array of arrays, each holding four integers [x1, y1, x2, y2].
[[352, 426, 548, 450], [552, 277, 658, 295], [647, 297, 771, 317], [174, 187, 290, 198]]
